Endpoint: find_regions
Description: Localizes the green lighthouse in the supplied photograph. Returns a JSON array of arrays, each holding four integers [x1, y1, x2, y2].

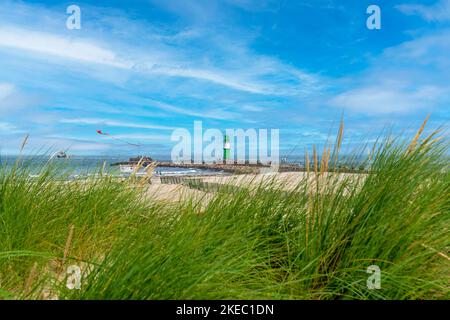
[[223, 135, 230, 163]]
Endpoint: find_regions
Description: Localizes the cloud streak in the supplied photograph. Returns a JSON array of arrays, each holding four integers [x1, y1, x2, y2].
[[397, 0, 450, 22], [0, 83, 14, 101], [0, 22, 319, 96], [328, 28, 450, 115], [330, 85, 444, 115], [144, 99, 237, 120], [0, 27, 131, 69], [60, 118, 175, 130]]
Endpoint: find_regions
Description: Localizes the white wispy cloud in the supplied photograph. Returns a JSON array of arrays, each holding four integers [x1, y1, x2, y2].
[[0, 83, 14, 101], [145, 99, 237, 120], [0, 26, 131, 69], [150, 66, 268, 94], [0, 26, 268, 93], [0, 121, 18, 132], [44, 137, 113, 152], [329, 29, 450, 115], [113, 133, 171, 141], [383, 29, 450, 68], [0, 82, 37, 116], [240, 104, 265, 112], [0, 1, 321, 97], [60, 118, 175, 130], [396, 0, 450, 22], [330, 85, 444, 114], [0, 133, 113, 154], [64, 143, 112, 152]]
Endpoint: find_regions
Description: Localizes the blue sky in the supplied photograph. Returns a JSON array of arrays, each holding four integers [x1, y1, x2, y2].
[[0, 0, 449, 156]]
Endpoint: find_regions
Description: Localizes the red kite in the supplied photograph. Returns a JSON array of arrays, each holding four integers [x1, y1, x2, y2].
[[96, 130, 141, 147]]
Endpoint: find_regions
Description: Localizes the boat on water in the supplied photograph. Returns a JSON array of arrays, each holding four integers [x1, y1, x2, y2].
[[49, 151, 69, 160], [56, 151, 68, 158]]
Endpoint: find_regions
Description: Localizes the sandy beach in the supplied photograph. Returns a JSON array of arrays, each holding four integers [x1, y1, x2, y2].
[[145, 171, 365, 205]]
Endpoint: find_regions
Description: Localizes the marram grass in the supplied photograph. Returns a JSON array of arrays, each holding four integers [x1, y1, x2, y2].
[[0, 122, 448, 300]]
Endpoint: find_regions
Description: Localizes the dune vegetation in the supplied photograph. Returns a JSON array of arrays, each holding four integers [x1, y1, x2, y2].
[[0, 120, 448, 300]]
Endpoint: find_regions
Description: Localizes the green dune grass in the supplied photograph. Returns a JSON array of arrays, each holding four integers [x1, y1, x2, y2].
[[0, 121, 448, 300]]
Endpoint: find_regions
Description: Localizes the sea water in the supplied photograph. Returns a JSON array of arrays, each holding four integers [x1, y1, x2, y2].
[[0, 155, 223, 179]]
